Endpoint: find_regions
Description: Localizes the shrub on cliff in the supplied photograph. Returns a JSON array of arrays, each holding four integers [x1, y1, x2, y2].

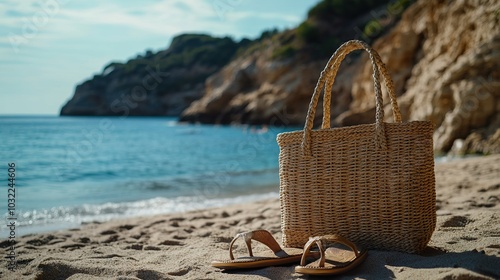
[[308, 0, 390, 19], [103, 34, 240, 77]]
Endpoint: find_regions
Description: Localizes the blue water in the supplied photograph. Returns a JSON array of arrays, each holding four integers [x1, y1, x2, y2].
[[0, 116, 297, 236]]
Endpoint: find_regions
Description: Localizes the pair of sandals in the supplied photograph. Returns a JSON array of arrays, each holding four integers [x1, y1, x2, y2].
[[211, 229, 367, 276]]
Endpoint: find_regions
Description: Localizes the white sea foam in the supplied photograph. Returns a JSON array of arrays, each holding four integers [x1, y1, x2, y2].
[[1, 192, 279, 237]]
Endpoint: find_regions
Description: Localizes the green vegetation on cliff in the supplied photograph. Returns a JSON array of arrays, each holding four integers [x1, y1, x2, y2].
[[267, 0, 412, 60], [308, 0, 390, 19], [60, 34, 247, 116], [103, 34, 240, 77], [100, 34, 243, 91]]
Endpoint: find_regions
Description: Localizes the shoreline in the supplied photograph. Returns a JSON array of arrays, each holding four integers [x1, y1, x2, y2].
[[1, 154, 499, 279], [7, 155, 482, 238], [8, 191, 281, 238]]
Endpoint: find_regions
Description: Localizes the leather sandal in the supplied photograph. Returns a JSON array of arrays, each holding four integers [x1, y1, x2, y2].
[[295, 234, 367, 276], [211, 229, 304, 270]]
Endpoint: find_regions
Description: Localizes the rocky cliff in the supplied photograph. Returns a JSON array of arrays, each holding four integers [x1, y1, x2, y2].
[[180, 0, 499, 154], [336, 0, 500, 154], [60, 34, 243, 116], [179, 0, 401, 125]]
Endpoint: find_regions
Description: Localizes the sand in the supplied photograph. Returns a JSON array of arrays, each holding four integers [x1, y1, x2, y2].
[[1, 155, 499, 279]]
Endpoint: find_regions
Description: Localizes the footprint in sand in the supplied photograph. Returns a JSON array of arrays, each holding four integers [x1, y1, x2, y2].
[[170, 221, 180, 227], [190, 215, 216, 221], [47, 238, 66, 245], [60, 243, 86, 250], [125, 244, 143, 250], [76, 237, 91, 243], [137, 269, 168, 279], [442, 216, 472, 227], [198, 232, 211, 238], [213, 236, 232, 243], [101, 234, 120, 243], [130, 233, 144, 240], [201, 222, 215, 228], [143, 219, 167, 229], [37, 262, 79, 279], [118, 224, 136, 230], [100, 230, 117, 235], [268, 227, 281, 234], [0, 240, 13, 248], [25, 235, 58, 246], [167, 268, 190, 276], [461, 236, 478, 241], [17, 258, 34, 265], [158, 239, 184, 246], [173, 235, 187, 240], [260, 207, 272, 213], [488, 183, 500, 190], [470, 200, 496, 208], [238, 216, 260, 225], [478, 184, 500, 193], [99, 225, 137, 236], [488, 195, 499, 201]]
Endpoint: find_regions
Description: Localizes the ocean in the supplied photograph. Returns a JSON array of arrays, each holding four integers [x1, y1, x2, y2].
[[0, 116, 297, 236]]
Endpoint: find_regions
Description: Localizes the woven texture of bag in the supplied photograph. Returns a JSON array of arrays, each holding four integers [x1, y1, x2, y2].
[[277, 40, 436, 253]]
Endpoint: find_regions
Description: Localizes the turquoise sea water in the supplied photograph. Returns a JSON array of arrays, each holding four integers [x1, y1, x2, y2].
[[0, 116, 297, 236]]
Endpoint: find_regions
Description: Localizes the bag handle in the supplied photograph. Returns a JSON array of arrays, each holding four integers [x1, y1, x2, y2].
[[301, 40, 403, 156]]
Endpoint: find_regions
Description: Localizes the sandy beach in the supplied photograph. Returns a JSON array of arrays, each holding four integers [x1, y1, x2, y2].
[[2, 155, 499, 279]]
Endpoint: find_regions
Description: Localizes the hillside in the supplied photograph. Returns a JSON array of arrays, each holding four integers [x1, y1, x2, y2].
[[60, 34, 244, 116]]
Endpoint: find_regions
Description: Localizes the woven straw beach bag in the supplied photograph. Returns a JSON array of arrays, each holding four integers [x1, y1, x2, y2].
[[277, 40, 436, 253]]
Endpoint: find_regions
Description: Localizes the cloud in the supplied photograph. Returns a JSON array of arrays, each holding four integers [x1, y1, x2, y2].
[[1, 0, 307, 43], [0, 0, 258, 53], [228, 11, 301, 23]]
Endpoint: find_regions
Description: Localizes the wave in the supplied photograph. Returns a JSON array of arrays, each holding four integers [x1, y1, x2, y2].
[[1, 192, 279, 236]]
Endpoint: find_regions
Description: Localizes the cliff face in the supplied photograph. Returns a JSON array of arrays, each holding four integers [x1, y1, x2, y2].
[[179, 1, 400, 125], [179, 44, 327, 125], [60, 34, 241, 116], [338, 0, 500, 154], [178, 51, 359, 126], [181, 0, 499, 154]]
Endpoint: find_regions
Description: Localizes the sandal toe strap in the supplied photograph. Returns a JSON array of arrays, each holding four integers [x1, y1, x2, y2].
[[229, 229, 283, 260], [300, 234, 361, 267]]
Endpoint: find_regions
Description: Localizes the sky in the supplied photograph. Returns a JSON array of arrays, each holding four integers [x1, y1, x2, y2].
[[0, 0, 319, 115]]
